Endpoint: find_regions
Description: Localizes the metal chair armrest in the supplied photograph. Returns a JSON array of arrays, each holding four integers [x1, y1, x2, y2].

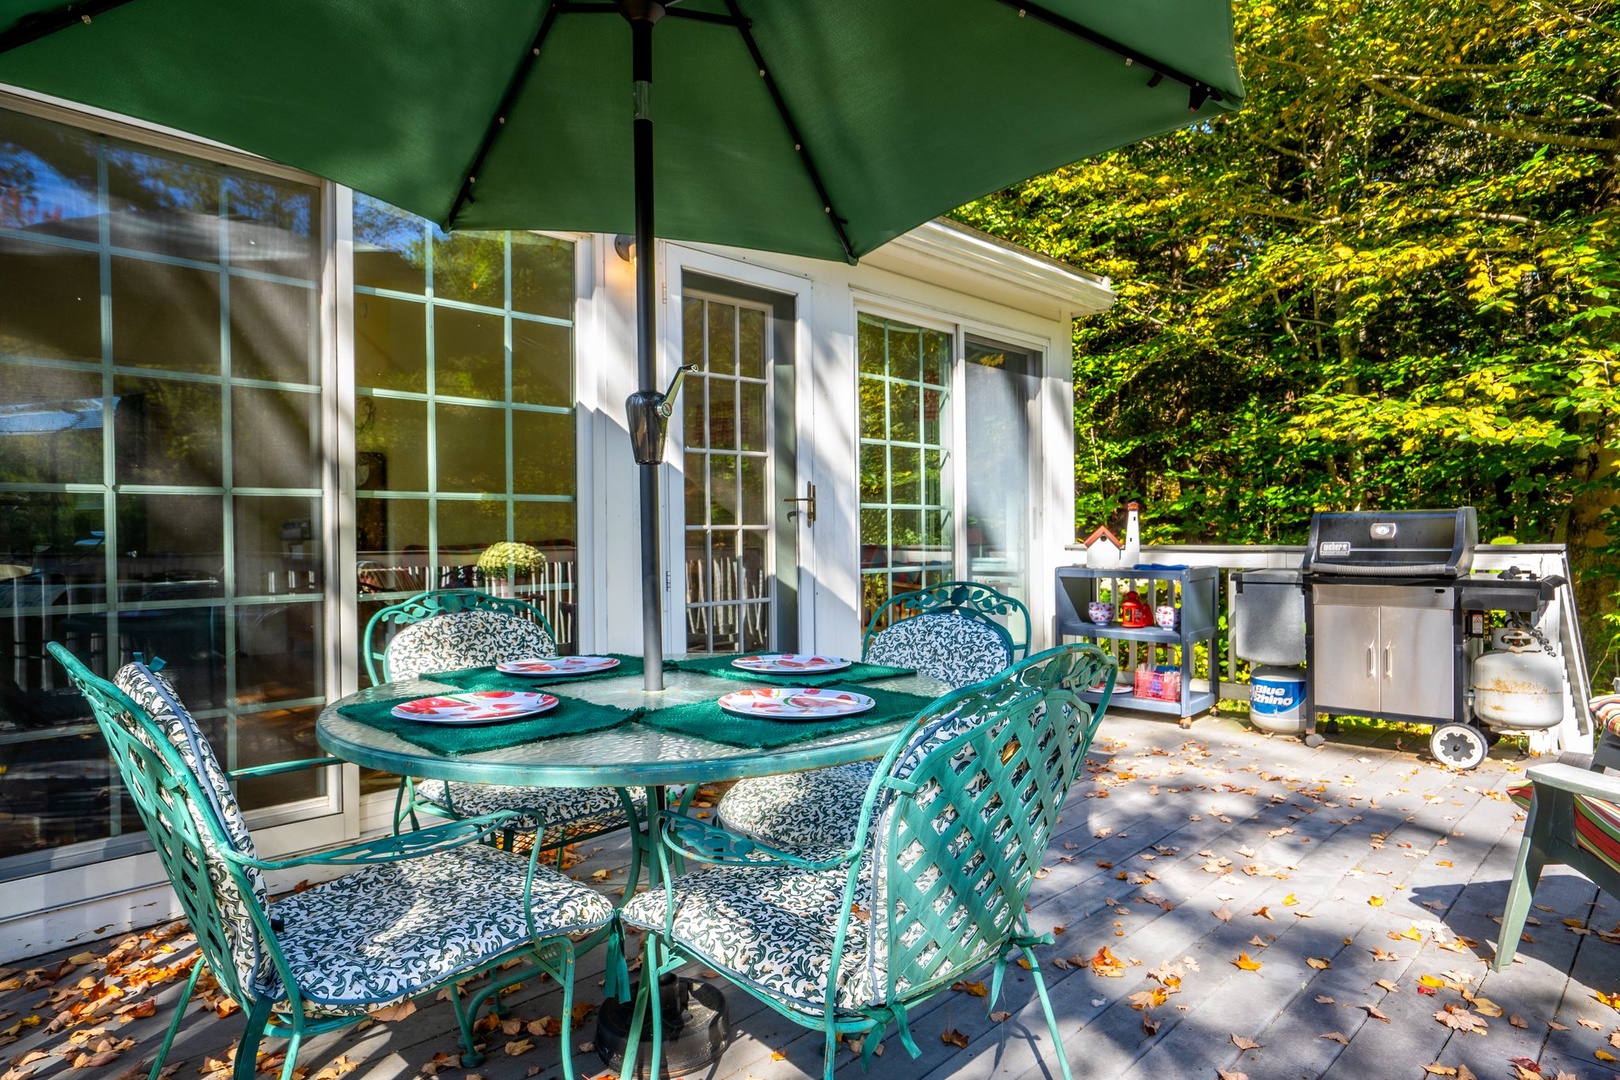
[[228, 757, 342, 781], [658, 811, 853, 871], [227, 810, 528, 871], [1525, 762, 1620, 801]]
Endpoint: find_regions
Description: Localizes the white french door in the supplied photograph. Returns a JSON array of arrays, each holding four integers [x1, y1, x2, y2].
[[667, 263, 804, 656]]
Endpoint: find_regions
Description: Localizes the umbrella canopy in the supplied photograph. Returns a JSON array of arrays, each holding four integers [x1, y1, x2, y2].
[[0, 0, 1241, 259], [0, 0, 1243, 687]]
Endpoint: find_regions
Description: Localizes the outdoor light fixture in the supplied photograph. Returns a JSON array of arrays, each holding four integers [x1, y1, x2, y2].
[[614, 233, 636, 262], [627, 364, 696, 464]]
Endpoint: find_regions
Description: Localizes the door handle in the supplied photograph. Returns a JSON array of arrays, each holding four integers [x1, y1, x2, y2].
[[1384, 643, 1393, 680], [783, 481, 816, 525], [1367, 644, 1375, 678]]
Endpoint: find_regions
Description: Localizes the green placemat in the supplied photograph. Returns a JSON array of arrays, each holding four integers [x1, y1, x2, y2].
[[336, 692, 635, 757], [669, 653, 914, 687], [636, 684, 937, 749], [424, 653, 646, 693]]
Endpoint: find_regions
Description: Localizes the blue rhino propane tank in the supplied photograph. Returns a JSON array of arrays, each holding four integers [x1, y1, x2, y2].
[[1250, 665, 1307, 734]]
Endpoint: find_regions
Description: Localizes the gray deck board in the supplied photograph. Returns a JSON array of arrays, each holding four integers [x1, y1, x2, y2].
[[4, 710, 1620, 1080]]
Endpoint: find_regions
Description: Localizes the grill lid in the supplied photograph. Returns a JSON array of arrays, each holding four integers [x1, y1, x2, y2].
[[1301, 508, 1478, 577]]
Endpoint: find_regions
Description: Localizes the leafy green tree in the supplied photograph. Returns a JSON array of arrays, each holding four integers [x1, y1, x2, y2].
[[956, 0, 1620, 677]]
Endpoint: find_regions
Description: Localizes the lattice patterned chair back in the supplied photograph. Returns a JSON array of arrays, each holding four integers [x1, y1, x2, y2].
[[47, 643, 272, 1011], [863, 580, 1032, 660], [364, 589, 556, 684], [862, 642, 1111, 1004]]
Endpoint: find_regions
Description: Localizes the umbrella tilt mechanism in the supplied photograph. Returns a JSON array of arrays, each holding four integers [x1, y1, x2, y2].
[[627, 365, 697, 467]]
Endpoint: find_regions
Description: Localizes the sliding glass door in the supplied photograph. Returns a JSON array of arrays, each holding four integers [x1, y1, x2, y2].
[[856, 314, 1036, 630]]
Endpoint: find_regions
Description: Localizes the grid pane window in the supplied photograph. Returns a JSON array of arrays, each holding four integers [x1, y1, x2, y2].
[[857, 315, 953, 629], [353, 195, 577, 698], [0, 105, 326, 861], [683, 295, 772, 653]]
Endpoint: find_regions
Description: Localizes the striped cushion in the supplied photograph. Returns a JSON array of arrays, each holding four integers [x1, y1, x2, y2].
[[1592, 694, 1620, 740], [1506, 784, 1532, 810], [1574, 793, 1620, 876]]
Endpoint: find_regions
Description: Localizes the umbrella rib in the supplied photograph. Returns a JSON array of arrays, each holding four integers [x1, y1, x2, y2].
[[0, 0, 141, 57], [989, 0, 1224, 111], [446, 2, 568, 229], [723, 0, 856, 263], [661, 8, 744, 26]]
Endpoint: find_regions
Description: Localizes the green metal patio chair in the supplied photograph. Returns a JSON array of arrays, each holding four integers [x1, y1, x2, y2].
[[862, 579, 1033, 663], [364, 589, 646, 862], [48, 642, 613, 1080], [716, 580, 1033, 852], [1494, 761, 1620, 971], [622, 642, 1115, 1080]]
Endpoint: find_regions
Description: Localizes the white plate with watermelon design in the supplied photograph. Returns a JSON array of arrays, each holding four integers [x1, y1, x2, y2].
[[716, 687, 875, 721], [495, 655, 621, 677], [391, 691, 559, 725], [730, 653, 852, 674]]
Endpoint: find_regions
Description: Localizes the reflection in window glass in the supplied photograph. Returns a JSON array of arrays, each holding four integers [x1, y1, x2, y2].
[[857, 314, 952, 629], [352, 194, 576, 718], [355, 294, 426, 392], [964, 339, 1036, 613], [112, 377, 223, 487], [233, 387, 320, 490], [0, 366, 105, 484], [229, 275, 318, 384], [0, 238, 100, 363], [0, 104, 326, 860], [435, 306, 504, 400]]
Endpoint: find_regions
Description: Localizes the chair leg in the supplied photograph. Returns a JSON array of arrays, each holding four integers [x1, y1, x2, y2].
[[822, 1022, 839, 1080], [232, 998, 274, 1080], [148, 957, 204, 1080], [552, 943, 579, 1080], [276, 1029, 304, 1080], [1022, 945, 1075, 1080], [1494, 832, 1547, 971], [452, 980, 484, 1067], [647, 937, 667, 1080], [615, 946, 656, 1080]]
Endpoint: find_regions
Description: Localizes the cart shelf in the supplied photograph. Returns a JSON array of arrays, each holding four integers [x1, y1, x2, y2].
[[1056, 564, 1220, 720]]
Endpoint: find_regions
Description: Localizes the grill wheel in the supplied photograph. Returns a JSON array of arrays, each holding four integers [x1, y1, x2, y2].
[[1429, 722, 1489, 770]]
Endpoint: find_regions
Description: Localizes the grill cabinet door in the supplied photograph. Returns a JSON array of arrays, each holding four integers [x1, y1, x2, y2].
[[1311, 589, 1382, 713], [1378, 589, 1456, 721]]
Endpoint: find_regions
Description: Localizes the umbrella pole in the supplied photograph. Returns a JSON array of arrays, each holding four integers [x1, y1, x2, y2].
[[630, 3, 665, 691]]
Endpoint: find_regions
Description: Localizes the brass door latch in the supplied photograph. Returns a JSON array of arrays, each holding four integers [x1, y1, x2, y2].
[[783, 481, 816, 525]]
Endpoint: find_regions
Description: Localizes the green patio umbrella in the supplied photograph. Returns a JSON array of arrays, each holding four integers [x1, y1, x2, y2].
[[0, 0, 1243, 689]]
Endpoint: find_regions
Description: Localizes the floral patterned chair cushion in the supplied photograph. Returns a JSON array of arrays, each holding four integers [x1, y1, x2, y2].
[[273, 843, 612, 1017], [384, 610, 556, 681], [716, 612, 1013, 852], [112, 661, 270, 994], [863, 612, 1012, 689], [414, 780, 647, 848], [620, 861, 874, 1015], [715, 761, 877, 850]]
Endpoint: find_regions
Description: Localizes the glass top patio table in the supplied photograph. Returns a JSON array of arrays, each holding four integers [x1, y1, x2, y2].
[[315, 667, 950, 788]]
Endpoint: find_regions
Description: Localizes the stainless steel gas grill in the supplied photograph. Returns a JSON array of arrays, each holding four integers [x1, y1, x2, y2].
[[1300, 508, 1564, 768]]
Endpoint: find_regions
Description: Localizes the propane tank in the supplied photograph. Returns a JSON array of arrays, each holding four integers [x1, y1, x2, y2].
[[1471, 628, 1563, 730]]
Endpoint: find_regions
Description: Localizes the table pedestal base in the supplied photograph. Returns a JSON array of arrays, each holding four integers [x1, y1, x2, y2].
[[595, 973, 729, 1078]]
